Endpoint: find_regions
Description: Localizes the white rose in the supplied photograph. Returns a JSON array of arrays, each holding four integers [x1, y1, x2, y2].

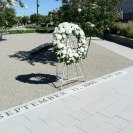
[[66, 27, 72, 34], [56, 34, 62, 40], [71, 57, 75, 61], [74, 53, 79, 58], [74, 25, 79, 29], [57, 51, 61, 55], [81, 39, 86, 44], [84, 47, 88, 51], [67, 48, 72, 53], [62, 55, 66, 58], [54, 27, 58, 33], [62, 34, 66, 39], [91, 24, 95, 28], [57, 43, 64, 49], [78, 8, 82, 13], [59, 28, 65, 33], [75, 30, 80, 35], [69, 53, 73, 58], [6, 4, 10, 7], [78, 43, 82, 47], [80, 47, 85, 53], [62, 50, 67, 55], [80, 31, 84, 36], [53, 40, 60, 45]]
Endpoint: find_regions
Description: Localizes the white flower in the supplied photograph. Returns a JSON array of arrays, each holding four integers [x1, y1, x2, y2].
[[67, 48, 72, 53], [57, 43, 64, 49], [78, 43, 82, 47], [57, 51, 61, 55], [91, 24, 95, 28], [54, 27, 58, 33], [62, 34, 66, 39], [66, 27, 72, 34], [69, 53, 73, 58], [56, 34, 62, 40], [80, 47, 85, 53], [81, 39, 86, 44], [74, 25, 80, 30], [62, 50, 67, 55], [53, 40, 60, 45], [75, 30, 80, 35], [60, 22, 68, 28], [92, 6, 96, 9], [62, 55, 66, 58], [84, 47, 88, 51], [53, 22, 87, 65], [80, 30, 84, 36], [74, 53, 79, 58], [87, 22, 95, 28], [6, 3, 10, 7], [59, 27, 65, 33], [78, 8, 82, 13]]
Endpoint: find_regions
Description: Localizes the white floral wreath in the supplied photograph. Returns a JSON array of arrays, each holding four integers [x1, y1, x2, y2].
[[53, 22, 88, 65]]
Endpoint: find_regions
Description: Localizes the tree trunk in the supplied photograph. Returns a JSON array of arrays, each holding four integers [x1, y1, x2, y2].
[[86, 36, 91, 57]]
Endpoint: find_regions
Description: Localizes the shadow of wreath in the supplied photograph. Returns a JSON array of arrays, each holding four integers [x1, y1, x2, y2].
[[16, 73, 58, 84]]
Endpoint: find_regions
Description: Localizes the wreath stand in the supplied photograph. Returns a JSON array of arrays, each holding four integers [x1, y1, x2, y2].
[[56, 36, 86, 90], [56, 62, 85, 90]]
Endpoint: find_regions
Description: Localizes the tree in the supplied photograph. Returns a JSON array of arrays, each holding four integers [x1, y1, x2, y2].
[[0, 1, 18, 40], [56, 0, 121, 37], [16, 16, 22, 24], [0, 0, 25, 40], [4, 0, 25, 8], [21, 16, 30, 25], [30, 13, 43, 24]]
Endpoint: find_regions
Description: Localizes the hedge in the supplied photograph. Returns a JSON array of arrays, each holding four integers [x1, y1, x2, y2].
[[2, 28, 54, 34]]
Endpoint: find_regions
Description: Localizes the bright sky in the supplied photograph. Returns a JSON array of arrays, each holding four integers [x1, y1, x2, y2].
[[15, 0, 62, 16]]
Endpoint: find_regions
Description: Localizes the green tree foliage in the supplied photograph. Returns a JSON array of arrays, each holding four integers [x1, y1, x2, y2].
[[0, 0, 17, 40], [21, 16, 30, 25], [30, 13, 43, 24], [4, 0, 25, 7], [56, 0, 121, 36]]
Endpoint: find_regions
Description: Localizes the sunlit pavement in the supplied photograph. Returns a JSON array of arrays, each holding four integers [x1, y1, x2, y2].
[[0, 34, 133, 133]]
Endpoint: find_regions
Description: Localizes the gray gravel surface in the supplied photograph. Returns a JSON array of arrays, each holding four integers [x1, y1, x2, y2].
[[0, 33, 133, 111]]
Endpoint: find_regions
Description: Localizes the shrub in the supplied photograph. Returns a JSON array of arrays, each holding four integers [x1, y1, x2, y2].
[[6, 29, 36, 34], [25, 25, 42, 29], [111, 22, 133, 39], [2, 27, 54, 34]]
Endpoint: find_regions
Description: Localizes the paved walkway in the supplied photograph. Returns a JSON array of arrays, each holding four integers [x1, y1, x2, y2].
[[1, 33, 133, 111], [0, 66, 133, 133], [0, 35, 133, 133], [91, 37, 133, 60]]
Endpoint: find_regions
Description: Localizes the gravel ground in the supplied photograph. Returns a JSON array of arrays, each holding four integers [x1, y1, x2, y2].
[[0, 33, 133, 111]]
